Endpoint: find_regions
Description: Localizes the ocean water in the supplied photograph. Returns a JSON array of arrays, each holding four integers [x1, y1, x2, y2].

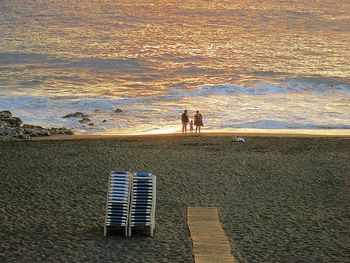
[[0, 0, 349, 134]]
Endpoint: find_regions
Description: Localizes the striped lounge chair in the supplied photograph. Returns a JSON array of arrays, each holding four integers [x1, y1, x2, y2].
[[104, 171, 132, 236], [129, 172, 156, 236]]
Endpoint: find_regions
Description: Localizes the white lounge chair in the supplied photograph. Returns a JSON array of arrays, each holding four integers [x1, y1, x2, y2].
[[129, 172, 156, 237], [104, 171, 132, 236]]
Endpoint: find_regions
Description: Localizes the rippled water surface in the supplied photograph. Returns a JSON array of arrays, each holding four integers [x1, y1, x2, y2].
[[0, 0, 349, 134]]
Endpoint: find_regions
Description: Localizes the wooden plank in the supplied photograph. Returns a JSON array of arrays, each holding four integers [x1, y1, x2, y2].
[[187, 207, 236, 263]]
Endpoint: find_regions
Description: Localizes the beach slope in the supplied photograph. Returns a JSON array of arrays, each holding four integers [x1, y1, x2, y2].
[[1, 135, 349, 262]]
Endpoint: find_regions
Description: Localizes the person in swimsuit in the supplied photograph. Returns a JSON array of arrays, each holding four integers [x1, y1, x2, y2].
[[194, 110, 203, 133], [181, 110, 189, 133], [189, 120, 194, 133]]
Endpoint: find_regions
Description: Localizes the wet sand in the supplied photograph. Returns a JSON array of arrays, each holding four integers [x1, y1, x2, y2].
[[1, 134, 349, 262]]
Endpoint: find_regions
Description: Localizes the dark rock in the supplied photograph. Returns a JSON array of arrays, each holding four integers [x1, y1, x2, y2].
[[18, 134, 31, 140], [61, 128, 74, 135], [0, 127, 10, 136], [114, 108, 123, 113], [0, 111, 12, 118], [0, 121, 9, 128], [94, 109, 100, 113], [79, 117, 92, 124], [88, 123, 94, 126], [49, 127, 74, 135], [0, 111, 22, 127], [27, 126, 51, 137], [22, 124, 43, 130], [8, 117, 22, 127], [9, 124, 48, 138], [63, 112, 89, 119], [49, 128, 61, 135], [102, 120, 107, 123], [0, 126, 30, 140], [0, 110, 74, 140], [22, 125, 46, 136]]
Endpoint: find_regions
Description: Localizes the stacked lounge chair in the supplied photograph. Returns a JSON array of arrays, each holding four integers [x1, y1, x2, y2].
[[129, 172, 156, 236], [104, 171, 156, 237], [104, 171, 132, 236]]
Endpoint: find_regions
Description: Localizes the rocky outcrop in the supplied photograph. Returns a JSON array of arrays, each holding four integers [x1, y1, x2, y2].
[[22, 124, 51, 137], [114, 108, 123, 113], [63, 112, 89, 119], [0, 111, 74, 140], [0, 111, 12, 118], [0, 111, 22, 127], [0, 126, 30, 140], [63, 112, 94, 126], [48, 127, 74, 135], [79, 117, 92, 124]]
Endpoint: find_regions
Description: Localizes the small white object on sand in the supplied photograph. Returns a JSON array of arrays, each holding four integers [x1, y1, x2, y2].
[[233, 136, 245, 143]]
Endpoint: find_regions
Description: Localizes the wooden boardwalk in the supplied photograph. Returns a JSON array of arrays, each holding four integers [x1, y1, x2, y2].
[[187, 207, 236, 263]]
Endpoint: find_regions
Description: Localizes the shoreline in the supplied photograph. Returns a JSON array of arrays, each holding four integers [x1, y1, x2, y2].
[[28, 131, 350, 141]]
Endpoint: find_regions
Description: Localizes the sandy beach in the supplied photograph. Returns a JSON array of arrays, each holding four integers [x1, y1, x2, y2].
[[1, 134, 349, 262]]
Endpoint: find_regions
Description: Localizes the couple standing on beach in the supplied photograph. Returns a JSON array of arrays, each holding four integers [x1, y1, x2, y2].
[[181, 110, 204, 134]]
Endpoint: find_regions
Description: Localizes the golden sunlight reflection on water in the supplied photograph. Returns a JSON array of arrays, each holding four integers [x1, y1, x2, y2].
[[1, 0, 349, 89], [0, 0, 349, 134]]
